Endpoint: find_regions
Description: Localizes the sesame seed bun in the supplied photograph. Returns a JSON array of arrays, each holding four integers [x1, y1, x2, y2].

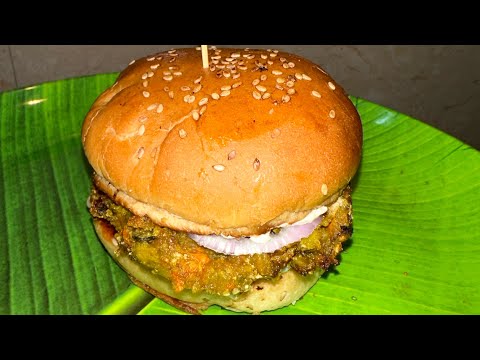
[[82, 47, 362, 236]]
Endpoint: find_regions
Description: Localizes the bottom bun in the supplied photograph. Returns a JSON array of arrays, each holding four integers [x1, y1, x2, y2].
[[94, 219, 322, 314]]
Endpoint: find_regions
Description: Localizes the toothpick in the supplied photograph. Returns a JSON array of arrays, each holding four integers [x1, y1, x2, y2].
[[201, 45, 209, 69]]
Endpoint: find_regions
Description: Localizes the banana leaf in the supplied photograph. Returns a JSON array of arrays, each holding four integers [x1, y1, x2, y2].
[[1, 74, 478, 315]]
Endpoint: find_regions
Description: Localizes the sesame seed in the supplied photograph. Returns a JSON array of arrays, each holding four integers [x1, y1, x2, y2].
[[168, 49, 176, 54], [267, 49, 272, 52], [286, 81, 294, 88], [238, 65, 248, 71], [302, 74, 312, 81], [275, 84, 284, 91], [196, 46, 201, 50], [147, 57, 155, 61], [232, 73, 241, 79], [163, 71, 171, 76], [199, 97, 208, 106], [329, 110, 336, 118], [328, 81, 336, 90], [173, 71, 182, 76], [271, 128, 281, 138], [129, 59, 136, 65], [143, 91, 150, 98], [138, 124, 145, 136], [211, 92, 220, 100], [261, 54, 268, 59], [221, 85, 232, 91], [252, 79, 260, 86], [156, 56, 163, 61], [213, 164, 225, 172], [280, 57, 286, 62], [227, 64, 236, 70], [150, 64, 160, 70], [192, 110, 200, 121], [179, 129, 187, 138], [282, 94, 291, 103], [311, 90, 321, 98], [288, 62, 295, 68], [148, 71, 154, 78], [253, 158, 261, 171], [138, 115, 147, 123], [282, 63, 289, 69], [269, 108, 274, 115], [267, 60, 273, 65], [142, 73, 148, 80], [194, 76, 203, 84], [294, 73, 303, 80], [228, 150, 236, 160], [181, 86, 191, 91], [253, 91, 261, 100], [247, 54, 255, 60], [168, 57, 176, 63], [163, 75, 173, 81], [216, 64, 226, 69], [321, 184, 328, 195], [232, 81, 242, 88], [168, 91, 174, 99], [260, 74, 267, 81], [223, 71, 231, 78], [151, 146, 158, 158], [200, 105, 207, 115], [276, 77, 285, 84], [262, 92, 271, 100], [143, 81, 148, 87], [231, 52, 241, 58], [273, 49, 279, 54], [157, 104, 164, 113], [209, 65, 216, 71], [164, 86, 169, 92], [220, 90, 231, 97], [211, 55, 221, 60], [287, 88, 296, 95], [137, 147, 145, 158], [147, 104, 157, 111], [272, 70, 283, 75], [225, 57, 234, 62], [256, 85, 267, 92], [184, 94, 195, 104], [270, 53, 277, 58]]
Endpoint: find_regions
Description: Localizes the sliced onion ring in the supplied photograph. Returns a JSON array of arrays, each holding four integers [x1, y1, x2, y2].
[[188, 215, 324, 256]]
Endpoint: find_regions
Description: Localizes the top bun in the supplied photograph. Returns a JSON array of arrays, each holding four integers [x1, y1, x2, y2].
[[82, 47, 362, 236]]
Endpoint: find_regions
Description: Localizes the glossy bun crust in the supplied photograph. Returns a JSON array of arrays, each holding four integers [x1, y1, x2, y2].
[[82, 47, 362, 236]]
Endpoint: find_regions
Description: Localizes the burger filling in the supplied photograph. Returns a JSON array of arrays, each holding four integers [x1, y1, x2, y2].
[[88, 185, 353, 297]]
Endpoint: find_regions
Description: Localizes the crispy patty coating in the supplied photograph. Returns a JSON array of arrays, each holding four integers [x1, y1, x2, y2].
[[89, 185, 353, 296]]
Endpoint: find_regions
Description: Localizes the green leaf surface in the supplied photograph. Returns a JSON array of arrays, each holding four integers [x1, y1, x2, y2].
[[1, 74, 479, 315]]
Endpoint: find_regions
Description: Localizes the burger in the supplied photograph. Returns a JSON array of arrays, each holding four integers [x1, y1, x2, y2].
[[82, 46, 363, 314]]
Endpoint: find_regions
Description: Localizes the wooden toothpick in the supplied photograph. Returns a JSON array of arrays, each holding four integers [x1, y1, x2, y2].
[[201, 45, 209, 69]]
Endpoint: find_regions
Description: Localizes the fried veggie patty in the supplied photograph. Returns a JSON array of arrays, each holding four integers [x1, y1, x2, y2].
[[89, 185, 353, 296]]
